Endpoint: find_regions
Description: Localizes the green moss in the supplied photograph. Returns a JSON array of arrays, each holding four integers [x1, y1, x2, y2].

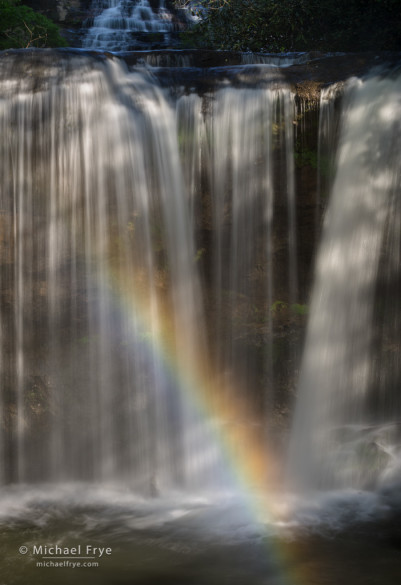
[[290, 303, 309, 316], [270, 300, 288, 315], [294, 147, 318, 169]]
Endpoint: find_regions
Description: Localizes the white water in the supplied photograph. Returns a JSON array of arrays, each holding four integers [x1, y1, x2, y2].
[[288, 72, 401, 493], [241, 52, 310, 67], [0, 52, 216, 490], [207, 88, 295, 397], [0, 51, 299, 496], [315, 82, 343, 234], [84, 0, 175, 51], [174, 85, 299, 418]]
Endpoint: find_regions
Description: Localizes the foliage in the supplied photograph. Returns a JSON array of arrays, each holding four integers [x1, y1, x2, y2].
[[0, 0, 66, 50], [290, 303, 308, 316], [181, 0, 401, 52], [270, 300, 288, 314], [294, 146, 318, 169]]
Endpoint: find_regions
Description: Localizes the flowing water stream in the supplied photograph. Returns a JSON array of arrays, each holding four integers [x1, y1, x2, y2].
[[84, 0, 181, 51]]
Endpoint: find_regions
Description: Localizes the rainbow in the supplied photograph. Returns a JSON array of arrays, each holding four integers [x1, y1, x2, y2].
[[103, 257, 319, 585]]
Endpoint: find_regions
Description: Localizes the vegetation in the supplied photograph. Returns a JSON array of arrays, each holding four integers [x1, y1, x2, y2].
[[182, 0, 401, 52], [270, 300, 309, 316], [294, 145, 318, 169], [0, 0, 66, 50], [290, 303, 309, 316], [270, 300, 288, 315]]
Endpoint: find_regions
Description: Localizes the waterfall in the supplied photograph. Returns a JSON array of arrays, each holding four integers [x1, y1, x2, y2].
[[0, 51, 209, 489], [0, 50, 299, 493], [287, 72, 401, 492], [2, 45, 400, 504], [315, 83, 342, 238], [84, 0, 177, 51]]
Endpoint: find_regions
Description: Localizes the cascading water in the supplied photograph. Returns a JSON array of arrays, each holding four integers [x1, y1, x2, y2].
[[0, 50, 220, 491], [84, 0, 178, 51], [176, 87, 297, 401], [0, 50, 301, 498], [4, 47, 400, 501], [287, 71, 401, 494], [316, 84, 342, 209]]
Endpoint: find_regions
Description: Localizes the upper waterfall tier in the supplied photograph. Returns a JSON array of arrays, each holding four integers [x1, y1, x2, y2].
[[83, 0, 188, 51]]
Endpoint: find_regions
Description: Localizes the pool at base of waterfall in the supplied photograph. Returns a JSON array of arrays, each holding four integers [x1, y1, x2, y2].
[[0, 485, 401, 585]]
